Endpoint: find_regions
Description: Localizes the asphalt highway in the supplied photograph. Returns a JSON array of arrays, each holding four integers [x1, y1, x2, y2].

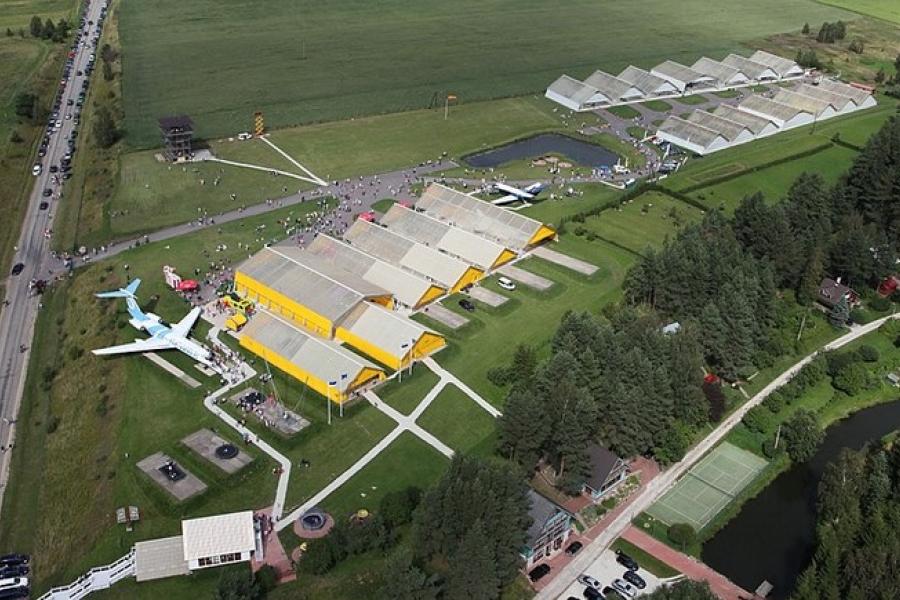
[[0, 0, 108, 522]]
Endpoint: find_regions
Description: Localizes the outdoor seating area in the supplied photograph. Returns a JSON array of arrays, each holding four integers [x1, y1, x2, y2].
[[137, 452, 207, 502], [229, 388, 310, 437]]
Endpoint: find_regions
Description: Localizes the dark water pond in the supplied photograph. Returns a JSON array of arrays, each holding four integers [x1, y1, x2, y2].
[[702, 398, 900, 599], [463, 133, 620, 168]]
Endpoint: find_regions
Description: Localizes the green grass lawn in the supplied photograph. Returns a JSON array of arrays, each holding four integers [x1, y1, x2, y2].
[[611, 538, 681, 578], [116, 0, 851, 146], [417, 385, 499, 457], [607, 105, 641, 120], [370, 198, 396, 214], [377, 367, 440, 415], [321, 432, 448, 520], [712, 89, 741, 98], [520, 183, 622, 225], [674, 94, 708, 105], [626, 125, 650, 140], [690, 144, 859, 213], [751, 84, 770, 92], [413, 236, 636, 407], [641, 99, 673, 112], [816, 0, 900, 23], [583, 191, 704, 253]]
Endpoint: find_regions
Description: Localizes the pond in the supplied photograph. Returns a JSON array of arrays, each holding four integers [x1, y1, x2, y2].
[[463, 133, 620, 169], [702, 398, 900, 599]]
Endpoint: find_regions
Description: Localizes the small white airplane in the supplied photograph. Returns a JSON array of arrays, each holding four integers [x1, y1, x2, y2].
[[488, 182, 545, 206], [92, 278, 214, 366]]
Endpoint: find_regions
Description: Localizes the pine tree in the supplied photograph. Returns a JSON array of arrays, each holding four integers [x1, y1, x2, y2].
[[802, 22, 810, 34], [378, 552, 438, 600], [445, 521, 500, 600], [497, 388, 547, 466], [29, 15, 42, 37], [41, 18, 55, 40], [797, 244, 824, 305], [668, 329, 707, 426], [828, 295, 850, 327]]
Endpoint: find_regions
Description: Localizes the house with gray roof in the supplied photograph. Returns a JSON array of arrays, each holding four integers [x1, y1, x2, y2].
[[521, 489, 573, 568]]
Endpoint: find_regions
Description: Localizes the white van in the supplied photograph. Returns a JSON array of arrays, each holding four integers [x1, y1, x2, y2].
[[497, 276, 516, 291], [0, 577, 28, 590]]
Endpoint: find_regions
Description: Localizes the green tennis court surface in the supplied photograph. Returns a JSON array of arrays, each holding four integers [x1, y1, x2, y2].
[[647, 442, 767, 530]]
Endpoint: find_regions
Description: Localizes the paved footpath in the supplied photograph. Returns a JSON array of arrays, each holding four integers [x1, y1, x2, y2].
[[537, 312, 900, 599], [622, 526, 750, 600]]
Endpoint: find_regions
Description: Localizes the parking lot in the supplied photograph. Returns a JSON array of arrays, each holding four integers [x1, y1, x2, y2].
[[558, 548, 668, 599]]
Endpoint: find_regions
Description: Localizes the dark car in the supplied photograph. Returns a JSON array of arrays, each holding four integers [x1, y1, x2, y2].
[[0, 554, 28, 566], [42, 188, 53, 197], [49, 165, 58, 173], [458, 298, 476, 312], [583, 587, 604, 600], [615, 550, 639, 571], [528, 563, 551, 582], [602, 587, 625, 600], [0, 587, 30, 600], [39, 202, 49, 210], [10, 263, 24, 276], [622, 570, 646, 589], [565, 541, 583, 556]]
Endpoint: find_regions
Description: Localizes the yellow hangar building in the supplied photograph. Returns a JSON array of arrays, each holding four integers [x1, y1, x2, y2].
[[416, 183, 557, 252], [343, 219, 484, 294]]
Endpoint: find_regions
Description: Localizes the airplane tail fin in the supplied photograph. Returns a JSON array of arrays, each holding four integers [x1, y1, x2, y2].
[[96, 278, 142, 299]]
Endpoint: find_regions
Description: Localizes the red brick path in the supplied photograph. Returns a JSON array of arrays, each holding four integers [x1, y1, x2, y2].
[[622, 525, 753, 600]]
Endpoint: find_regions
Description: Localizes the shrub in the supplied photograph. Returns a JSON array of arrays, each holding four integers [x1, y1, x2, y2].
[[762, 438, 783, 459], [849, 308, 871, 325], [667, 523, 696, 549], [858, 344, 879, 363], [255, 565, 278, 592], [763, 391, 785, 413], [486, 366, 512, 387], [742, 405, 771, 433], [783, 410, 823, 463], [46, 415, 60, 434], [574, 226, 588, 237], [869, 295, 891, 312], [832, 362, 873, 396], [826, 350, 859, 377], [379, 486, 422, 527]]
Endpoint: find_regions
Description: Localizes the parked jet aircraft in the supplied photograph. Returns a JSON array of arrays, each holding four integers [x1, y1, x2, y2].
[[488, 182, 545, 205]]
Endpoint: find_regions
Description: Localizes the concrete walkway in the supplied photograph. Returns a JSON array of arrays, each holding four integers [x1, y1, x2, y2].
[[259, 136, 328, 186], [202, 156, 324, 186], [536, 312, 900, 600], [622, 526, 750, 600], [423, 357, 502, 418], [364, 388, 454, 458]]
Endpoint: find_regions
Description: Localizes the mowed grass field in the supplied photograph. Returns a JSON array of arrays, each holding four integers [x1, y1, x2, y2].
[[117, 0, 852, 146], [417, 385, 498, 457], [816, 0, 900, 23], [584, 191, 704, 253]]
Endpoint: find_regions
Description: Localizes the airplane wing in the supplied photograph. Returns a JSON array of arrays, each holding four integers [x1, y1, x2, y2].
[[491, 194, 520, 206], [171, 306, 202, 338], [494, 182, 535, 199], [92, 337, 173, 356]]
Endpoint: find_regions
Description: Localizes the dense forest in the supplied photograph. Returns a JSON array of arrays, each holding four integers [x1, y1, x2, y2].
[[499, 116, 900, 479], [791, 442, 900, 600]]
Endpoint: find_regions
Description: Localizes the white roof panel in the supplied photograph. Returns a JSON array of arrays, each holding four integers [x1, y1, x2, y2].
[[658, 116, 728, 148], [651, 60, 711, 85], [713, 105, 777, 134], [721, 54, 779, 80], [338, 303, 441, 360], [182, 511, 255, 562], [749, 50, 803, 77], [617, 66, 678, 95], [582, 70, 644, 101]]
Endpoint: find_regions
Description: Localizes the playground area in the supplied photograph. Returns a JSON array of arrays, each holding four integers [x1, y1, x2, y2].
[[646, 442, 767, 530]]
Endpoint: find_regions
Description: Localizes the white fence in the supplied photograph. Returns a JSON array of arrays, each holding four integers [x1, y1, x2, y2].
[[37, 549, 135, 600]]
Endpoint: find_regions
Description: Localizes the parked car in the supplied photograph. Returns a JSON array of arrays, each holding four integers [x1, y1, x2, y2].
[[42, 189, 53, 198], [602, 587, 625, 600], [10, 264, 24, 276], [39, 202, 49, 211], [611, 578, 636, 598], [31, 164, 41, 176], [582, 587, 603, 600], [0, 555, 28, 567], [0, 566, 26, 579], [49, 165, 58, 173], [615, 550, 639, 571], [528, 564, 551, 582], [577, 574, 602, 590], [497, 276, 516, 291], [565, 541, 583, 556], [458, 298, 476, 312], [0, 586, 29, 599], [622, 571, 645, 590]]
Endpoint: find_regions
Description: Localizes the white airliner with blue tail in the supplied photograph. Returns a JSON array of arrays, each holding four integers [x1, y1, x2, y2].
[[92, 278, 214, 366]]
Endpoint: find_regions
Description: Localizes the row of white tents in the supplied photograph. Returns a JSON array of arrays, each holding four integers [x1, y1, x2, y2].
[[655, 79, 877, 155], [545, 50, 804, 112]]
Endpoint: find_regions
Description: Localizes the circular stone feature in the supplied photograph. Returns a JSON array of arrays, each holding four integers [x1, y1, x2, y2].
[[215, 443, 239, 459], [301, 509, 326, 531]]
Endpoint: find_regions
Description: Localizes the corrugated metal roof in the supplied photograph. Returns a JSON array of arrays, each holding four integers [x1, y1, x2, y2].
[[416, 183, 548, 251], [691, 57, 744, 83], [652, 60, 709, 85], [182, 511, 255, 562], [238, 247, 374, 322], [582, 70, 644, 101], [713, 104, 776, 134], [794, 83, 856, 110], [739, 95, 809, 122], [381, 204, 508, 270], [546, 75, 605, 106], [658, 116, 727, 148], [721, 54, 778, 80], [687, 110, 752, 141], [773, 89, 836, 116], [339, 303, 440, 360], [749, 50, 802, 76], [242, 311, 379, 391], [816, 79, 872, 105], [305, 235, 441, 307], [344, 219, 473, 290], [617, 66, 676, 95]]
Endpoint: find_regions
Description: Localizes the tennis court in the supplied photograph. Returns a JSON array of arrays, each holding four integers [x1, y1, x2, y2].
[[646, 442, 767, 530]]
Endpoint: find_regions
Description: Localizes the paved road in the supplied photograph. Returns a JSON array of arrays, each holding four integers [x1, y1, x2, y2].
[[0, 0, 109, 521], [537, 312, 900, 600]]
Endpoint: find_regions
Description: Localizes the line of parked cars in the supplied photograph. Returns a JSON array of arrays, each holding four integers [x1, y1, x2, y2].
[[568, 550, 647, 600], [0, 554, 30, 599]]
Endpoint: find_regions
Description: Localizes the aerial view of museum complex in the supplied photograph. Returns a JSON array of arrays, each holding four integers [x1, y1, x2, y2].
[[0, 1, 898, 599]]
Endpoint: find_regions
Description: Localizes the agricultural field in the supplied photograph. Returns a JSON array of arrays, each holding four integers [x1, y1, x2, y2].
[[690, 144, 859, 213], [816, 0, 900, 24], [582, 191, 704, 253], [117, 0, 852, 146]]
